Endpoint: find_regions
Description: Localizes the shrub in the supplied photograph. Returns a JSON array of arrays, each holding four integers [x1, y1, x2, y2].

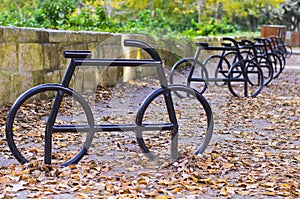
[[33, 0, 77, 29]]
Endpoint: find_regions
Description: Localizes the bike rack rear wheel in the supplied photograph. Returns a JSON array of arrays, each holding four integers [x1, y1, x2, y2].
[[169, 58, 208, 97], [5, 84, 95, 166]]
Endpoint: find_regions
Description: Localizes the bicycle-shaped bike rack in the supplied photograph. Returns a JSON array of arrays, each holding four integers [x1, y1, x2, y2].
[[170, 37, 264, 98], [222, 39, 274, 86], [268, 36, 292, 59], [253, 37, 287, 78], [5, 39, 214, 166]]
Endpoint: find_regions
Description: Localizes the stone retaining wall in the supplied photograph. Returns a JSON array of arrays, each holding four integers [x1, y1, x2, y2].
[[0, 26, 253, 105]]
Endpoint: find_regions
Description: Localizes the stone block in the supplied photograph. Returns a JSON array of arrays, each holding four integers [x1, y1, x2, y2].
[[0, 27, 19, 42], [9, 72, 32, 102], [71, 69, 84, 92], [32, 70, 45, 86], [18, 27, 49, 43], [102, 34, 122, 45], [55, 45, 69, 69], [67, 31, 85, 43], [0, 71, 11, 104], [97, 32, 114, 44], [88, 43, 105, 58], [0, 28, 2, 42], [43, 43, 60, 71], [0, 43, 18, 71], [72, 68, 97, 92], [82, 31, 98, 43], [47, 29, 86, 43], [44, 70, 62, 84], [47, 29, 69, 43], [140, 67, 156, 77], [18, 43, 43, 72], [98, 67, 121, 87], [62, 43, 89, 51], [102, 44, 123, 58]]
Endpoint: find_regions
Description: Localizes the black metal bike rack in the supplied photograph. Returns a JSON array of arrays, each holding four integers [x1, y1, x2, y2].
[[5, 39, 214, 166], [170, 37, 264, 97]]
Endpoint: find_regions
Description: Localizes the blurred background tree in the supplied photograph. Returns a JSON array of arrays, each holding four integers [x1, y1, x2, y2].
[[271, 0, 300, 31]]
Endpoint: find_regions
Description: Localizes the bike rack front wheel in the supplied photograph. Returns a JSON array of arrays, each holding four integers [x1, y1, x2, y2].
[[135, 85, 214, 160], [203, 54, 232, 82], [227, 60, 264, 97], [252, 55, 274, 86]]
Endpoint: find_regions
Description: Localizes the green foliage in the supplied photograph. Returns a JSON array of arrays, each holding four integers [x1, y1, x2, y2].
[[182, 18, 238, 37], [68, 7, 112, 31], [199, 18, 238, 36], [0, 2, 34, 27], [33, 0, 77, 29], [120, 9, 173, 37], [0, 0, 283, 39]]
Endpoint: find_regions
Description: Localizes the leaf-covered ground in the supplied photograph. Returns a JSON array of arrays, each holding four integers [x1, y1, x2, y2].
[[0, 65, 299, 198]]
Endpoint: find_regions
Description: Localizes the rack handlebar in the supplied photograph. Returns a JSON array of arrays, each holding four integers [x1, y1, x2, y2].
[[223, 37, 239, 48], [241, 39, 254, 45], [63, 40, 162, 62], [124, 39, 162, 61], [196, 42, 209, 47]]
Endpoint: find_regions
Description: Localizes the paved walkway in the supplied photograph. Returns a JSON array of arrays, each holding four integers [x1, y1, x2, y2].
[[1, 47, 299, 167], [285, 47, 300, 71]]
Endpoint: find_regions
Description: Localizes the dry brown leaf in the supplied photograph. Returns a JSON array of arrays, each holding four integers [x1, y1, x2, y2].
[[219, 187, 228, 196], [262, 191, 276, 196]]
